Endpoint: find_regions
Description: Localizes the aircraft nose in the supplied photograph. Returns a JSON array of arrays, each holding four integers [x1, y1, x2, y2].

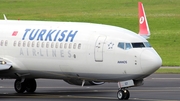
[[141, 49, 162, 74]]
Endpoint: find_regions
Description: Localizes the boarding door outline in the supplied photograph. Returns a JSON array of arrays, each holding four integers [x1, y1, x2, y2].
[[94, 36, 106, 62]]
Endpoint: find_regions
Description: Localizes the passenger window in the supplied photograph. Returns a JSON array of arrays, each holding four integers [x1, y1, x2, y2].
[[32, 41, 35, 47], [27, 41, 30, 47], [46, 42, 49, 48], [64, 43, 67, 49], [18, 41, 21, 47], [118, 42, 124, 49], [78, 43, 81, 49], [60, 43, 63, 49], [55, 42, 58, 48], [13, 41, 17, 46], [1, 40, 4, 46], [37, 42, 40, 47], [69, 43, 72, 49], [41, 42, 44, 48], [5, 40, 8, 46], [23, 41, 26, 47], [73, 43, 76, 49], [51, 42, 54, 48]]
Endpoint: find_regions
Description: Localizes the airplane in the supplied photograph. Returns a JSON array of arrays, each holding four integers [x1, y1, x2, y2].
[[0, 2, 162, 100]]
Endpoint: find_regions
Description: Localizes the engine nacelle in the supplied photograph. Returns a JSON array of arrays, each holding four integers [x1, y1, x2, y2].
[[63, 79, 105, 86]]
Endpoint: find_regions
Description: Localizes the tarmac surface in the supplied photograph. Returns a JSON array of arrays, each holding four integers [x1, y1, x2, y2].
[[0, 74, 180, 101]]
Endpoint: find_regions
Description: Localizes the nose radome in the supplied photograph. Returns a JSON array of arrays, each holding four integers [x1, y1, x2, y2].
[[140, 49, 162, 74]]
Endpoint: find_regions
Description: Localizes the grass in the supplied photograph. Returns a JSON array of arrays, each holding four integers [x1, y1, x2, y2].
[[156, 68, 180, 74], [0, 0, 180, 66]]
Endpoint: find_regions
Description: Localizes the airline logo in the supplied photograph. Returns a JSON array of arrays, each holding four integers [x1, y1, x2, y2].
[[139, 16, 144, 24], [12, 31, 18, 36], [21, 29, 78, 42]]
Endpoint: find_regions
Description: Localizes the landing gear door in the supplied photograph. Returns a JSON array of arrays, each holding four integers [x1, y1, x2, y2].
[[94, 36, 106, 62]]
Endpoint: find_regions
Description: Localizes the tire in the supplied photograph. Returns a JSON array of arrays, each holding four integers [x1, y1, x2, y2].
[[24, 79, 37, 93], [123, 89, 130, 100], [117, 90, 125, 100], [14, 79, 26, 93]]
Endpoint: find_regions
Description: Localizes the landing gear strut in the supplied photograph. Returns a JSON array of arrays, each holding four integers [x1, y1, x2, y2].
[[14, 79, 37, 93]]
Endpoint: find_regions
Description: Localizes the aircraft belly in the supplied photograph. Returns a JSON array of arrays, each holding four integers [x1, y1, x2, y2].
[[25, 71, 147, 81]]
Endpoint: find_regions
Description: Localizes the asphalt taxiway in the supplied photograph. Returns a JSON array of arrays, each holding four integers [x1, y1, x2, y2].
[[0, 74, 180, 101]]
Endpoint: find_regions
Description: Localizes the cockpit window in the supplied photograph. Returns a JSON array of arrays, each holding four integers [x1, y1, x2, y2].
[[118, 42, 132, 50], [144, 42, 151, 47], [125, 43, 132, 50], [118, 42, 151, 49], [132, 42, 145, 48], [118, 42, 124, 49]]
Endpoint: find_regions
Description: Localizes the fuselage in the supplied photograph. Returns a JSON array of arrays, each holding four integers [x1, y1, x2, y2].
[[0, 20, 162, 82]]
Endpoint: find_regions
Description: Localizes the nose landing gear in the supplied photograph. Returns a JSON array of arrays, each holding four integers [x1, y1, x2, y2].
[[117, 80, 134, 100]]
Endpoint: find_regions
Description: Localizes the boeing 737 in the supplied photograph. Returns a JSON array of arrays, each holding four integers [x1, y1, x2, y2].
[[0, 2, 162, 100]]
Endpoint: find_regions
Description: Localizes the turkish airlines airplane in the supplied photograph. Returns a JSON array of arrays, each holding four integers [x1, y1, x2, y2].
[[0, 2, 161, 100]]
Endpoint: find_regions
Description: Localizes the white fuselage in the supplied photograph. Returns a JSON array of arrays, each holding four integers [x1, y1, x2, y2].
[[0, 20, 162, 82]]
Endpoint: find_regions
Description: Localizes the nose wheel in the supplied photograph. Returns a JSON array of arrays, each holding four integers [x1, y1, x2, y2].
[[117, 89, 130, 100]]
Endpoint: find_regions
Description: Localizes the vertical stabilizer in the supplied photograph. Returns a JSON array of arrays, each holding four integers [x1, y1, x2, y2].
[[138, 2, 150, 39]]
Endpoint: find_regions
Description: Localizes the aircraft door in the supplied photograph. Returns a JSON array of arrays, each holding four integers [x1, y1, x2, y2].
[[94, 36, 106, 62]]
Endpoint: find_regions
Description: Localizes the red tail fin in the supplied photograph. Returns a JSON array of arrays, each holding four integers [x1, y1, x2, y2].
[[138, 2, 150, 39]]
